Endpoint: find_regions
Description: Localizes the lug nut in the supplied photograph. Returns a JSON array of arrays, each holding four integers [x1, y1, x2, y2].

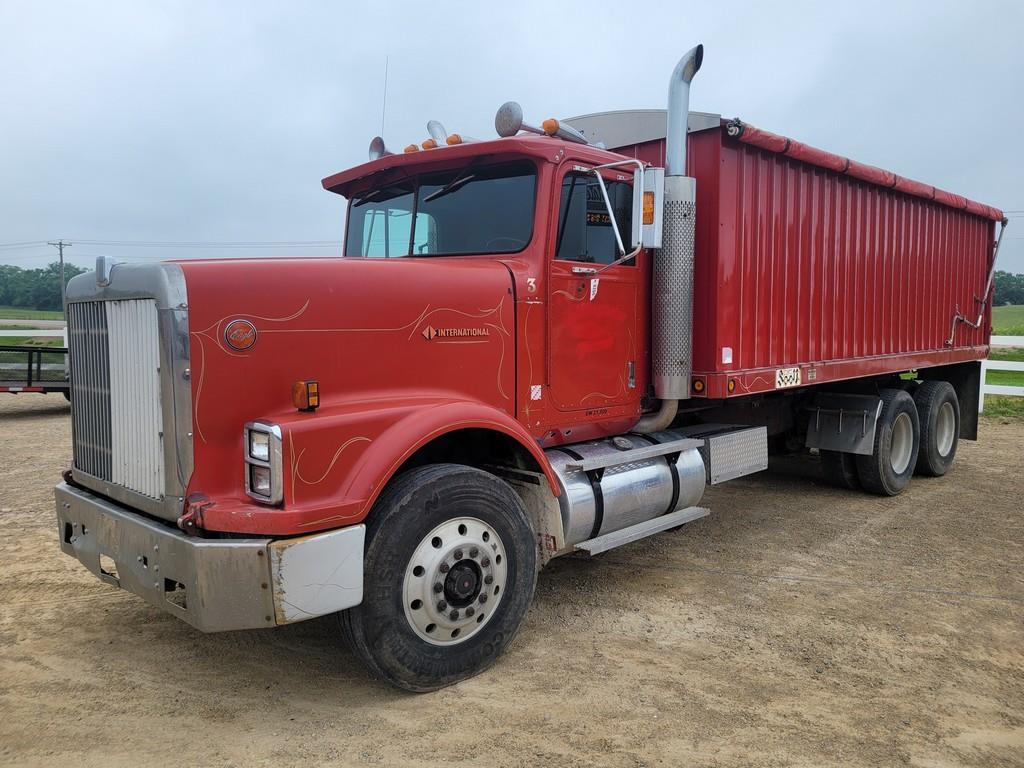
[[465, 606, 475, 617], [437, 600, 447, 611], [439, 563, 450, 573], [433, 582, 444, 594], [479, 594, 488, 604], [484, 574, 494, 585], [454, 549, 463, 560], [482, 560, 492, 571], [449, 609, 460, 620], [470, 547, 479, 558]]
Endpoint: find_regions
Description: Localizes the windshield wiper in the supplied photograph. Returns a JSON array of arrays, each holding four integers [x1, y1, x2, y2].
[[422, 162, 478, 204]]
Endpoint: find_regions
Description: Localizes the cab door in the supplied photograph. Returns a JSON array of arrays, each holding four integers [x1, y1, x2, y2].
[[547, 165, 642, 412]]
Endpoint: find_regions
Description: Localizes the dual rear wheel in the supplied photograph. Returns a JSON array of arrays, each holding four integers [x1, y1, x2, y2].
[[821, 381, 960, 496]]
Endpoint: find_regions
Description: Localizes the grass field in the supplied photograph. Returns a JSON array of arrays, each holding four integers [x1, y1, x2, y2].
[[0, 306, 64, 321], [992, 304, 1024, 336], [985, 346, 1024, 419]]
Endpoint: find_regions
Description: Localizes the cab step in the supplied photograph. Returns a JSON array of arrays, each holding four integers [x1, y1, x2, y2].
[[574, 506, 710, 556]]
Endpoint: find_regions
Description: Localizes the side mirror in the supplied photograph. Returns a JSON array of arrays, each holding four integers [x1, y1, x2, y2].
[[581, 161, 666, 274], [632, 167, 664, 250]]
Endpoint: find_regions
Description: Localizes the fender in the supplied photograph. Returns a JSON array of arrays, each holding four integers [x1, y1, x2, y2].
[[199, 395, 559, 536]]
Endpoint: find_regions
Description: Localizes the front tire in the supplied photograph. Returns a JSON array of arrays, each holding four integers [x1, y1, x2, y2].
[[339, 464, 537, 692], [856, 388, 920, 496]]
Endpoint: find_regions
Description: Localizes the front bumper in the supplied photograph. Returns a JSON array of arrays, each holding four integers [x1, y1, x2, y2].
[[55, 482, 364, 632]]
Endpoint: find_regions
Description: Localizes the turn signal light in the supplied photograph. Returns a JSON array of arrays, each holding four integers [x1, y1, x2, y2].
[[293, 380, 320, 412], [643, 191, 656, 225], [692, 377, 706, 394]]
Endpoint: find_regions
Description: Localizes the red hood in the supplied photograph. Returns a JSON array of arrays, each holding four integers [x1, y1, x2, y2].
[[177, 256, 516, 504]]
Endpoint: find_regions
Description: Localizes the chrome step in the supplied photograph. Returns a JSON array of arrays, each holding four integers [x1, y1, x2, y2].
[[561, 437, 704, 473], [574, 506, 709, 556]]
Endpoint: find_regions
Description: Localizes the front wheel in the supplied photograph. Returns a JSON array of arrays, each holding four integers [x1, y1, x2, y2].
[[339, 464, 537, 692]]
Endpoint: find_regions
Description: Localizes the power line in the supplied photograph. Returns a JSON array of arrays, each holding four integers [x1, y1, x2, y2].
[[70, 239, 341, 248], [0, 240, 48, 250], [0, 238, 341, 249]]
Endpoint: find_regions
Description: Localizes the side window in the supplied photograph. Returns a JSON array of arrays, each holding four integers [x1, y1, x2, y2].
[[353, 187, 415, 258], [555, 172, 633, 265]]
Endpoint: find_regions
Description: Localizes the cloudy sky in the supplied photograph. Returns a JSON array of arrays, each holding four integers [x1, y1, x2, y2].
[[1, 0, 1022, 271]]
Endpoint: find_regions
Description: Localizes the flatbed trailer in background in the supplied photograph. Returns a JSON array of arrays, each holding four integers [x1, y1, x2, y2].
[[0, 345, 70, 395]]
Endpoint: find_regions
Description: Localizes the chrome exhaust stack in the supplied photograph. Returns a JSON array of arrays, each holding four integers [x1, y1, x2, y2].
[[651, 43, 702, 403]]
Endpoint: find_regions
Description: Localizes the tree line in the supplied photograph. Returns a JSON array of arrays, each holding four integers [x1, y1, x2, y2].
[[0, 261, 1023, 313], [0, 262, 88, 311], [994, 270, 1024, 306]]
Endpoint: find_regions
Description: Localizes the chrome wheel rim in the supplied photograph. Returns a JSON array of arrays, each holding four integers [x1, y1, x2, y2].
[[402, 517, 507, 646], [890, 412, 914, 475], [935, 401, 956, 457]]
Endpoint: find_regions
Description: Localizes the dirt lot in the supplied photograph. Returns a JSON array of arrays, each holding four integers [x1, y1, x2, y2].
[[1, 395, 1022, 767]]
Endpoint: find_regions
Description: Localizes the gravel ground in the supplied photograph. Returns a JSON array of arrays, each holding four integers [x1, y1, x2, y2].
[[1, 394, 1022, 767]]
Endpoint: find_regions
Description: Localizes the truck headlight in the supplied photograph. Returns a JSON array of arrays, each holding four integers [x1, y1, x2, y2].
[[244, 422, 283, 504], [248, 430, 271, 462]]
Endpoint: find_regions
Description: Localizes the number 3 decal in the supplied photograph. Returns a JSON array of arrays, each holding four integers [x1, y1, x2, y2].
[[527, 277, 537, 293]]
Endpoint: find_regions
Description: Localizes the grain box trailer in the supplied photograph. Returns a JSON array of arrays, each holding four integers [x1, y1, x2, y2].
[[54, 44, 1006, 690]]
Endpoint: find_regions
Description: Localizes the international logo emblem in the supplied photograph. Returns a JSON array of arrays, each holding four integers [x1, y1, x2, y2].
[[421, 325, 490, 341], [224, 319, 258, 351]]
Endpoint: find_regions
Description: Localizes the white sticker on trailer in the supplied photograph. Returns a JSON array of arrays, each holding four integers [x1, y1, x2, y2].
[[775, 367, 801, 388]]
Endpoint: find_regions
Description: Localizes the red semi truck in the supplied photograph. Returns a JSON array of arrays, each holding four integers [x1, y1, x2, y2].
[[55, 45, 1006, 691]]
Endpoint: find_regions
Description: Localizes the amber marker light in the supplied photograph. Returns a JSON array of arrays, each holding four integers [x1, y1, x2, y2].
[[403, 144, 420, 154], [446, 134, 463, 146], [727, 378, 737, 394], [541, 118, 559, 135], [421, 138, 439, 150], [692, 377, 705, 394], [643, 191, 656, 225], [293, 380, 320, 412]]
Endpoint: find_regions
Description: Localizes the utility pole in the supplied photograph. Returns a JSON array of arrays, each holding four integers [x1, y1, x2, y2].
[[47, 239, 72, 309]]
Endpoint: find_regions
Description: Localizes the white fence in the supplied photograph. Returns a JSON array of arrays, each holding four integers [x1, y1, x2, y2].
[[2, 325, 1020, 409], [0, 329, 66, 342], [980, 335, 1024, 413]]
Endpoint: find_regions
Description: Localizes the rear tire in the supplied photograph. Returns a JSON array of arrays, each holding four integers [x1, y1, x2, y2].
[[339, 464, 537, 692], [820, 450, 860, 490], [913, 380, 959, 477], [856, 388, 920, 496]]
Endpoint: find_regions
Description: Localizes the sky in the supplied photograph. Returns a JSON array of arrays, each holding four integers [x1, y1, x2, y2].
[[1, 0, 1022, 272]]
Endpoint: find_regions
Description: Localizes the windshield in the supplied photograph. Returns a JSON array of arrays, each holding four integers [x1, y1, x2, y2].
[[345, 161, 536, 257]]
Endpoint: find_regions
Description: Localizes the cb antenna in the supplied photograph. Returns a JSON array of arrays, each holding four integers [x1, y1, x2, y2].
[[380, 56, 389, 137]]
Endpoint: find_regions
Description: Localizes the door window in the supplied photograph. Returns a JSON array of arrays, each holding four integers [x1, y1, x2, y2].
[[555, 172, 633, 265]]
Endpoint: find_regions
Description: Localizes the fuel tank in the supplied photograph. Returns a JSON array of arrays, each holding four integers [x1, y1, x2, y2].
[[545, 431, 706, 548]]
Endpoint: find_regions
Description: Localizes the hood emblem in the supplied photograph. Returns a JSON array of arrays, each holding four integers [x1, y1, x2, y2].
[[224, 319, 258, 351]]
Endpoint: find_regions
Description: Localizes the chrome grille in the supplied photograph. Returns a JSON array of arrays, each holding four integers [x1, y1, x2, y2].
[[68, 302, 112, 479], [69, 299, 165, 499]]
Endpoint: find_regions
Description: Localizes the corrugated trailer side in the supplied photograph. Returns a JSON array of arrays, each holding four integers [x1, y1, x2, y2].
[[619, 122, 1002, 400]]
